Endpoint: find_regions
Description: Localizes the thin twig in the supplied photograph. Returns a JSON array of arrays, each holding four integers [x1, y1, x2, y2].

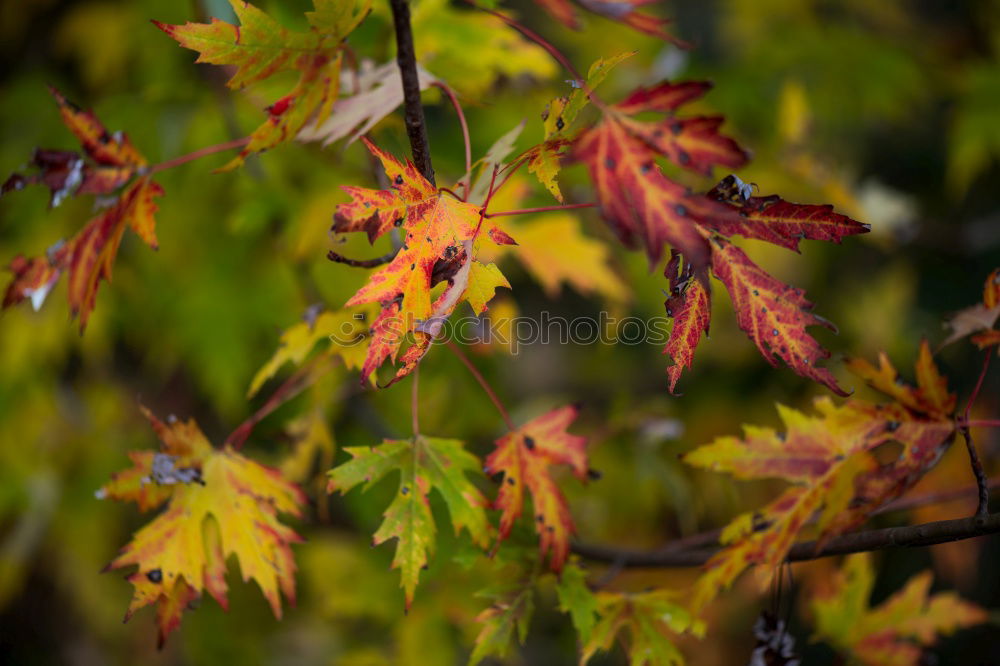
[[327, 249, 398, 268], [389, 0, 434, 184], [432, 81, 471, 200], [473, 165, 500, 238], [572, 512, 1000, 567], [960, 350, 993, 516], [444, 339, 514, 430], [964, 418, 1000, 428], [877, 475, 1000, 513], [411, 364, 420, 436], [485, 203, 598, 218], [226, 356, 333, 450], [147, 137, 250, 174]]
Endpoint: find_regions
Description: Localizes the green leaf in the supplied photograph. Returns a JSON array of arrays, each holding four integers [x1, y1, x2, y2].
[[582, 589, 697, 666], [469, 571, 536, 665], [555, 562, 599, 638], [327, 436, 492, 607]]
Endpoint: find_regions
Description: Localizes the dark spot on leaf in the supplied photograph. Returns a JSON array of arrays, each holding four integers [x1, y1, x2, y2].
[[675, 204, 687, 217], [410, 263, 415, 270], [640, 161, 653, 174], [536, 514, 544, 522], [670, 121, 682, 136], [506, 476, 516, 486], [587, 468, 602, 481], [523, 435, 536, 450], [401, 485, 409, 495], [547, 526, 555, 533], [604, 157, 615, 170], [772, 329, 779, 336], [394, 175, 404, 186], [886, 421, 900, 432], [677, 149, 691, 165], [556, 117, 565, 131], [146, 569, 162, 584], [393, 217, 404, 227]]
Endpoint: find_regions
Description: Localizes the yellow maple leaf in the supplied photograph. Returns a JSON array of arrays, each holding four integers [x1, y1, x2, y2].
[[684, 345, 957, 613], [248, 306, 375, 397], [99, 407, 305, 646]]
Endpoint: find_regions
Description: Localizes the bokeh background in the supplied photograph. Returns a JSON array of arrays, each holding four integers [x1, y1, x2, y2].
[[1, 0, 1000, 663]]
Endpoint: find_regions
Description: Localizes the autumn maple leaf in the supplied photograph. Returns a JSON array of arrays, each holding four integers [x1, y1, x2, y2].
[[484, 405, 588, 570], [684, 341, 957, 612], [2, 88, 162, 331], [155, 0, 369, 170], [247, 305, 376, 397], [527, 51, 866, 393], [574, 80, 748, 270], [327, 435, 492, 607], [333, 138, 509, 385], [581, 588, 700, 666], [811, 553, 986, 666], [99, 407, 305, 647], [2, 87, 148, 205]]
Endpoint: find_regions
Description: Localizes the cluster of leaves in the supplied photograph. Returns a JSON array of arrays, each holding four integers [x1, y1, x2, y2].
[[2, 88, 162, 331], [2, 0, 996, 664]]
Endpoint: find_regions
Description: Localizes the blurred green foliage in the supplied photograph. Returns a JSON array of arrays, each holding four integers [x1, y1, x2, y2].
[[1, 0, 1000, 664]]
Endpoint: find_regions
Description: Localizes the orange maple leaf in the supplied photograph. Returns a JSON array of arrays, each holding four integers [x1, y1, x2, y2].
[[2, 89, 163, 330], [4, 175, 162, 331], [684, 342, 956, 612], [2, 87, 147, 205], [334, 138, 509, 385], [483, 405, 588, 570], [99, 407, 305, 647]]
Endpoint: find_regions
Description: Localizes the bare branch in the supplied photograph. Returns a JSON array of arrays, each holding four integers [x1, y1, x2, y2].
[[389, 0, 434, 184], [572, 512, 1000, 568]]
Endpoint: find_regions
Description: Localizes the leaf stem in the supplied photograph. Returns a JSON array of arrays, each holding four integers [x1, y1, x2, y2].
[[959, 350, 993, 516], [431, 82, 471, 200], [226, 356, 332, 450], [147, 137, 250, 175], [444, 339, 514, 430], [485, 202, 598, 218], [389, 0, 435, 184], [411, 364, 420, 436]]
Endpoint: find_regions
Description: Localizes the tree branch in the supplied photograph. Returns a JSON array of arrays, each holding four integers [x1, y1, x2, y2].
[[572, 512, 1000, 567], [389, 0, 434, 184]]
